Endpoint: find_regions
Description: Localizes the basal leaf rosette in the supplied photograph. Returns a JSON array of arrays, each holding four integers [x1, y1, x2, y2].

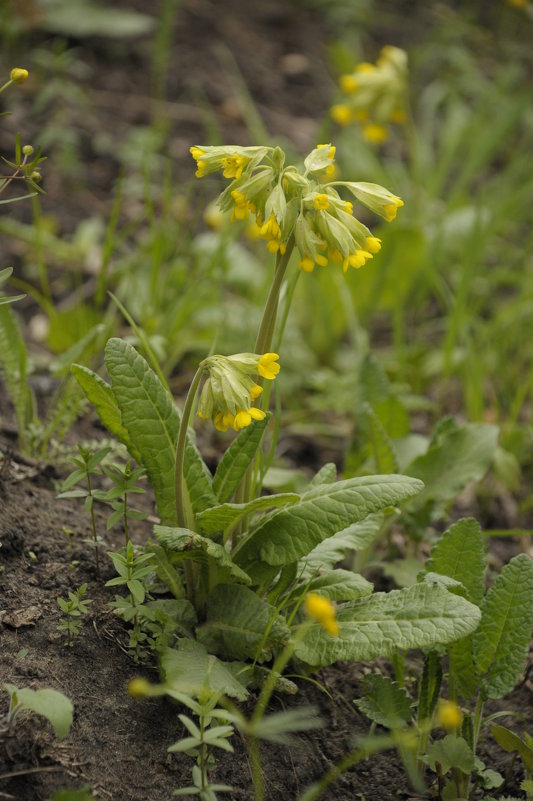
[[190, 142, 403, 275], [331, 46, 408, 144], [197, 352, 280, 432]]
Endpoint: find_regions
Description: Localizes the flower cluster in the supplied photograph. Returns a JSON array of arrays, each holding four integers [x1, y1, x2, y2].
[[304, 592, 339, 636], [197, 352, 280, 432], [331, 46, 408, 144], [190, 142, 403, 274]]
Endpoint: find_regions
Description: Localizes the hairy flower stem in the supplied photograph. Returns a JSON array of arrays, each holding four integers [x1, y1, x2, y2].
[[174, 366, 206, 601], [86, 473, 100, 578], [237, 237, 295, 514]]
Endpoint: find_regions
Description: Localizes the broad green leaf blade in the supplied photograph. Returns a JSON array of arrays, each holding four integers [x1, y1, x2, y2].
[[154, 525, 251, 585], [491, 726, 533, 772], [212, 415, 270, 503], [362, 403, 399, 474], [196, 493, 299, 536], [235, 475, 423, 568], [104, 339, 216, 524], [197, 584, 290, 661], [146, 543, 185, 599], [426, 518, 486, 606], [355, 674, 413, 728], [160, 640, 249, 701], [304, 569, 373, 601], [6, 685, 73, 740], [404, 422, 499, 507], [294, 583, 481, 668], [309, 462, 337, 487], [426, 518, 487, 698], [42, 5, 155, 38], [252, 706, 323, 744], [300, 513, 384, 579], [424, 735, 474, 775], [72, 364, 141, 463], [472, 554, 533, 699]]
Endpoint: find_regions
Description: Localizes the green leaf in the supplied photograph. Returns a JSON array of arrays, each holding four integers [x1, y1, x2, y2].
[[309, 462, 337, 487], [252, 706, 323, 744], [424, 734, 474, 775], [304, 569, 373, 601], [417, 651, 442, 722], [160, 640, 250, 701], [404, 422, 499, 507], [355, 674, 413, 728], [473, 554, 533, 699], [154, 525, 251, 586], [5, 684, 73, 740], [0, 303, 32, 446], [198, 585, 290, 661], [361, 402, 399, 473], [426, 518, 487, 698], [42, 4, 155, 38], [294, 582, 481, 668], [146, 543, 185, 599], [212, 415, 270, 502], [104, 339, 216, 524], [426, 518, 486, 606], [72, 364, 141, 463], [491, 726, 533, 772], [195, 493, 299, 536], [235, 475, 422, 569], [300, 513, 383, 579]]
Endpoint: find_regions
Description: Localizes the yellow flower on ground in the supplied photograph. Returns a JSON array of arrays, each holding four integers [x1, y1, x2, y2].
[[304, 593, 339, 636], [128, 677, 151, 698], [10, 68, 29, 84], [436, 700, 463, 731]]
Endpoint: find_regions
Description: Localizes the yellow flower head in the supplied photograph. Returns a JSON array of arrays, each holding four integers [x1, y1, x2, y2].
[[198, 352, 279, 431], [314, 193, 330, 211], [257, 352, 280, 380], [304, 593, 339, 636], [128, 677, 151, 698], [436, 700, 463, 731], [362, 123, 389, 144], [222, 154, 250, 180], [10, 68, 29, 84]]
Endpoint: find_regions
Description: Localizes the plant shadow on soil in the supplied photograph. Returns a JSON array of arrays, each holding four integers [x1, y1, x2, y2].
[[0, 445, 531, 801]]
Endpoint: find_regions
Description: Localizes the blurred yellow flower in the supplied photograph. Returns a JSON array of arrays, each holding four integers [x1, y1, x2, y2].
[[304, 593, 339, 636]]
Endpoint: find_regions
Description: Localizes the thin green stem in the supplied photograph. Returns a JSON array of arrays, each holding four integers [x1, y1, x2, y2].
[[86, 473, 100, 577], [174, 366, 205, 529], [254, 235, 294, 355]]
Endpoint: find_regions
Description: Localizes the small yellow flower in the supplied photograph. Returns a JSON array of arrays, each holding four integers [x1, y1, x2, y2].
[[436, 700, 463, 731], [331, 104, 353, 126], [233, 407, 266, 430], [304, 593, 339, 636], [222, 154, 250, 180], [314, 193, 330, 211], [365, 236, 382, 254], [362, 123, 389, 144], [10, 68, 29, 84], [339, 74, 359, 94], [342, 249, 373, 272], [257, 352, 280, 380], [128, 677, 151, 698]]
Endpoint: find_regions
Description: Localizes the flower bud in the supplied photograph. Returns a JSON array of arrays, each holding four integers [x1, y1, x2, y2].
[[10, 68, 29, 84]]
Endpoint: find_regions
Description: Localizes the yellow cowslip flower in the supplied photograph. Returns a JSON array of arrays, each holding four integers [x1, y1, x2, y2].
[[365, 236, 382, 254], [198, 352, 279, 431], [332, 47, 407, 145], [231, 189, 250, 221], [304, 593, 339, 636], [362, 123, 389, 144], [260, 213, 282, 240], [331, 104, 353, 126], [128, 677, 151, 698], [340, 74, 359, 94], [222, 154, 250, 180], [436, 700, 463, 731], [314, 193, 330, 211], [10, 68, 29, 84], [343, 249, 373, 273], [257, 352, 280, 379]]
